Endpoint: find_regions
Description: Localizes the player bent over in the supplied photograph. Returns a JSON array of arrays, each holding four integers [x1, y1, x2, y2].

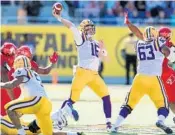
[[52, 4, 112, 131], [112, 27, 173, 134], [1, 112, 84, 135], [1, 56, 53, 135], [124, 12, 175, 124]]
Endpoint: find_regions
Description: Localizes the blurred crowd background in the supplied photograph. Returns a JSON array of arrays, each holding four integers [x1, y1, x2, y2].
[[1, 0, 175, 25]]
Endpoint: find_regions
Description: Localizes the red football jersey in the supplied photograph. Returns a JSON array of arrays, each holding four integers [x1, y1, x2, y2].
[[161, 40, 175, 103]]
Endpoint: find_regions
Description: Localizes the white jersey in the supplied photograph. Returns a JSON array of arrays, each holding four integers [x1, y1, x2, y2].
[[70, 26, 101, 71], [136, 37, 166, 76], [13, 68, 47, 97], [76, 39, 100, 71]]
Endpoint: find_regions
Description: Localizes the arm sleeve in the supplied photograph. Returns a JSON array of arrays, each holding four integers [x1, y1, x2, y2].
[[31, 61, 39, 71], [70, 26, 83, 46]]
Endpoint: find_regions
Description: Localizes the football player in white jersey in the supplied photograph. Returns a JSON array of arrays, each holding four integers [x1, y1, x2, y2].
[[0, 55, 53, 135], [111, 26, 173, 134], [52, 6, 112, 130], [0, 55, 84, 135]]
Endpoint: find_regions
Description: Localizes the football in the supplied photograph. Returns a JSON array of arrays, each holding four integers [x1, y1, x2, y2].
[[53, 2, 62, 15]]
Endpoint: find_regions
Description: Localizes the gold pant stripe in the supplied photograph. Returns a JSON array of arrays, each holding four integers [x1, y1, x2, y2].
[[157, 76, 168, 108], [7, 97, 41, 111], [1, 119, 29, 130], [125, 88, 132, 105]]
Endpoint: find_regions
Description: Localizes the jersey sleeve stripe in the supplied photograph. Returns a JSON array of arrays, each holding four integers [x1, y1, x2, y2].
[[7, 97, 42, 111]]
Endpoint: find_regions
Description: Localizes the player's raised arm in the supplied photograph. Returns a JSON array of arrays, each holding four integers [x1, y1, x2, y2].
[[52, 3, 83, 46], [35, 52, 58, 74], [0, 77, 23, 89], [124, 12, 144, 40]]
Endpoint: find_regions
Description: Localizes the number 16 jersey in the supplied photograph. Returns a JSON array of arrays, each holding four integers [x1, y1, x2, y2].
[[77, 39, 100, 71], [136, 37, 166, 76], [13, 68, 47, 97]]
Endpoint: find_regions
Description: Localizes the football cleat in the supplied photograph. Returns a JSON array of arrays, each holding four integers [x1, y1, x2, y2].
[[77, 132, 86, 135], [111, 126, 119, 133], [66, 102, 79, 121], [51, 109, 67, 130], [156, 120, 173, 134], [106, 122, 112, 132]]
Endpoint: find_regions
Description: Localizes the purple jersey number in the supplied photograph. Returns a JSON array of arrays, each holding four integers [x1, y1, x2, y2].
[[138, 45, 155, 61], [91, 43, 99, 57]]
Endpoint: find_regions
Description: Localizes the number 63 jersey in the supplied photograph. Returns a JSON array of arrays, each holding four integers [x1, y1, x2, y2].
[[13, 68, 47, 97], [136, 37, 166, 76]]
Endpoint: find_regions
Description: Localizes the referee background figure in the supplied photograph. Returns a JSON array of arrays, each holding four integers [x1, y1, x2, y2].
[[121, 33, 137, 85]]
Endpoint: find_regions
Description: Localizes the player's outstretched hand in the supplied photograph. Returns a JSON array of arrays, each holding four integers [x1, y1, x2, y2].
[[49, 52, 58, 64], [124, 11, 130, 25], [99, 40, 105, 49]]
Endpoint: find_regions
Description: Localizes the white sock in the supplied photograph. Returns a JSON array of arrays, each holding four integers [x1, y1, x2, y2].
[[18, 127, 25, 135], [114, 115, 125, 127], [106, 118, 111, 123], [158, 115, 165, 122], [67, 132, 77, 135]]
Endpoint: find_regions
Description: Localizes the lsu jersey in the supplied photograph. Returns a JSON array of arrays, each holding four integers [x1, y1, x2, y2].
[[77, 39, 100, 71], [13, 68, 47, 97], [136, 37, 166, 76]]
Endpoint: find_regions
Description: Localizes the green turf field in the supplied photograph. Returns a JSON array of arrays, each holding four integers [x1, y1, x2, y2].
[[21, 84, 175, 135]]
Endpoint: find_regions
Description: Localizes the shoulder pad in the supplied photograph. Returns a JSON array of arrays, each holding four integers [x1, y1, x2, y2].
[[13, 68, 27, 78]]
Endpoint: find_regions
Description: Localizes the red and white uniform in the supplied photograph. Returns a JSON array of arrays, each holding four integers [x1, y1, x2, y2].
[[0, 53, 21, 116], [161, 41, 175, 103], [1, 58, 39, 116]]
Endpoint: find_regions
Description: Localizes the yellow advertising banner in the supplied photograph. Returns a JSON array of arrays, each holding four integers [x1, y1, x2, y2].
[[1, 25, 175, 77]]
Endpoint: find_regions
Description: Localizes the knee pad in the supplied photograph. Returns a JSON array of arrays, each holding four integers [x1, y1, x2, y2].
[[28, 120, 40, 133], [120, 105, 133, 118], [158, 107, 169, 118]]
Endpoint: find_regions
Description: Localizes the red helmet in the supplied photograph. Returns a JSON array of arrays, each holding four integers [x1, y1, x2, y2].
[[17, 45, 33, 59], [159, 27, 172, 40], [1, 42, 17, 56]]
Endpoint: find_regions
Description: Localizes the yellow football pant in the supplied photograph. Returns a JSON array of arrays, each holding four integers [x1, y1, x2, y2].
[[5, 96, 52, 135], [71, 67, 109, 102], [125, 74, 169, 109], [1, 115, 40, 135]]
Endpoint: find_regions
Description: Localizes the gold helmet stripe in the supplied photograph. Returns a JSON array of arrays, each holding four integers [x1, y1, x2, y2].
[[146, 28, 149, 39], [22, 57, 27, 68], [148, 27, 151, 39]]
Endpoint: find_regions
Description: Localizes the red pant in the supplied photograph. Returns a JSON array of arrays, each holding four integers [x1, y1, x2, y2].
[[161, 69, 175, 103], [1, 68, 21, 116], [1, 87, 21, 116]]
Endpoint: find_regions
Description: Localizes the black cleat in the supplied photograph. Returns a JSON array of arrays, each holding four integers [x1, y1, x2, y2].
[[156, 121, 173, 134], [106, 122, 112, 132]]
